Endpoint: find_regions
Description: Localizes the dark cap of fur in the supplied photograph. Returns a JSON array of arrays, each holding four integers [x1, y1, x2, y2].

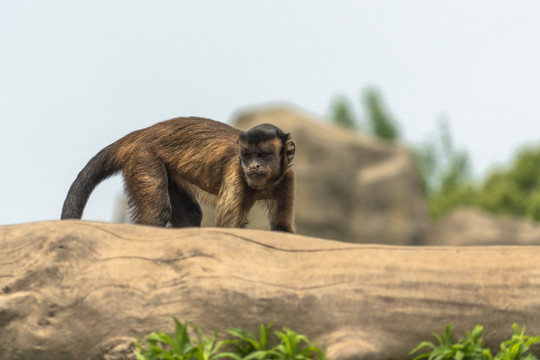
[[239, 123, 289, 145]]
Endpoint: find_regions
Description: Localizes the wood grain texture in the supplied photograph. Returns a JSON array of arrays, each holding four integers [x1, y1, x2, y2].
[[1, 220, 540, 359]]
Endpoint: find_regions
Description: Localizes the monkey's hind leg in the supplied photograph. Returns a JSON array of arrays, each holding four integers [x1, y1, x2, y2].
[[123, 154, 172, 226], [168, 182, 202, 227]]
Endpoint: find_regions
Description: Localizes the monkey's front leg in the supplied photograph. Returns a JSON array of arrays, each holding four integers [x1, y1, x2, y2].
[[268, 200, 295, 232], [268, 171, 296, 233], [215, 182, 253, 228]]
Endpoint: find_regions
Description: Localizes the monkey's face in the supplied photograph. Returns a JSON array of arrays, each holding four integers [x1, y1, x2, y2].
[[239, 139, 283, 190]]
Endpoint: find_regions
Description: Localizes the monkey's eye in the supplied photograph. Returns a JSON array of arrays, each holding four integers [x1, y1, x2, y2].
[[242, 152, 252, 160]]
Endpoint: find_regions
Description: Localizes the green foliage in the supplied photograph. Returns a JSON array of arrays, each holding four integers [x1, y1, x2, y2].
[[328, 88, 540, 221], [412, 120, 476, 218], [410, 324, 539, 360], [138, 320, 539, 360], [328, 87, 399, 141], [135, 319, 325, 360], [232, 324, 269, 353], [414, 120, 472, 196], [427, 185, 477, 219], [272, 328, 326, 360], [363, 88, 400, 141], [408, 116, 540, 220], [134, 319, 227, 360], [426, 144, 540, 220], [329, 96, 357, 130], [223, 322, 273, 359], [410, 325, 491, 360], [476, 146, 540, 221], [495, 324, 540, 360], [414, 141, 439, 196]]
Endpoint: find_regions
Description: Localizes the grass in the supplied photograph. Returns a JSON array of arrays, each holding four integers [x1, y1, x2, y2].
[[135, 320, 539, 360], [134, 319, 326, 360], [410, 324, 540, 360]]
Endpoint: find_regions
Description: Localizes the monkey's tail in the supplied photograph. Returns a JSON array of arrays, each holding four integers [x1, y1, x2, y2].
[[61, 144, 122, 220]]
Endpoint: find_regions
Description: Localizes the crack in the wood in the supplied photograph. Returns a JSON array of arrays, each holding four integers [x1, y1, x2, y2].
[[96, 254, 213, 263], [209, 230, 359, 253], [190, 274, 355, 291]]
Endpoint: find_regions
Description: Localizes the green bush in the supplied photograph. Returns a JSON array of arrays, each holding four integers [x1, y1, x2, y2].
[[410, 324, 540, 360], [476, 147, 540, 221], [134, 319, 326, 360], [134, 318, 226, 360], [363, 88, 400, 141], [329, 88, 540, 221], [328, 87, 400, 141], [420, 133, 540, 221], [136, 320, 539, 359], [329, 96, 358, 130]]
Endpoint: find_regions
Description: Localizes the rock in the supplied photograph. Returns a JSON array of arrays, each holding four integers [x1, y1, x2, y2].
[[2, 221, 540, 360], [226, 106, 428, 245], [427, 208, 540, 246]]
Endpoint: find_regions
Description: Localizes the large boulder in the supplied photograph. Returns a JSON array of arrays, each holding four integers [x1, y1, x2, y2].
[[203, 106, 428, 246], [427, 208, 540, 246], [2, 221, 540, 360]]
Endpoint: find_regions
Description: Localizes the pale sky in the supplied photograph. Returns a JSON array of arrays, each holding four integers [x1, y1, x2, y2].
[[2, 1, 540, 225]]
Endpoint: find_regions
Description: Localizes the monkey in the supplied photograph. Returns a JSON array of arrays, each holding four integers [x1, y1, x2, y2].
[[61, 117, 296, 232]]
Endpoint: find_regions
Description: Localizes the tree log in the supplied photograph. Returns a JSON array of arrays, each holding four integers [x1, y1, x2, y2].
[[1, 221, 540, 360]]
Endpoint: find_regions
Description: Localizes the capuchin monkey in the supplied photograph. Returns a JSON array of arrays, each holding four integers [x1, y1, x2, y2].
[[61, 117, 296, 232]]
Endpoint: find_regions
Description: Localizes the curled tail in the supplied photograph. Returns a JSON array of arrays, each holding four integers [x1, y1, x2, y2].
[[61, 143, 122, 219]]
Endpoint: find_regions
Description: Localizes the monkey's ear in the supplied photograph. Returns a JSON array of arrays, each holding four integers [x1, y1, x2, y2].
[[285, 140, 295, 164]]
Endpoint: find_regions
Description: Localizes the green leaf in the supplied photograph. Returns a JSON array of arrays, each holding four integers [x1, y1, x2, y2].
[[258, 322, 273, 350], [410, 341, 436, 355], [443, 325, 454, 346], [213, 352, 243, 360], [134, 350, 147, 360]]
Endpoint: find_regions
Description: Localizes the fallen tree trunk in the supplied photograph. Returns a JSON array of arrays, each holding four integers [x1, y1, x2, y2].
[[1, 221, 540, 360]]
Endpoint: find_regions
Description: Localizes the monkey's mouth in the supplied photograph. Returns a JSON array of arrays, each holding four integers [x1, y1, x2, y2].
[[246, 172, 269, 185], [247, 171, 268, 177]]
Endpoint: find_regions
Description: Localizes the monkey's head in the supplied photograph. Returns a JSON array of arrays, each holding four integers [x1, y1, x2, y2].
[[238, 124, 295, 190]]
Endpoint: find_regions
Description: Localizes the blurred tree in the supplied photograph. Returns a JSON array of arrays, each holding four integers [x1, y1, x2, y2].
[[329, 96, 357, 130], [413, 142, 438, 196], [436, 121, 472, 193], [363, 88, 400, 141], [414, 120, 472, 194], [328, 88, 540, 222], [414, 120, 475, 217], [477, 146, 540, 221], [428, 144, 540, 221], [478, 172, 523, 216]]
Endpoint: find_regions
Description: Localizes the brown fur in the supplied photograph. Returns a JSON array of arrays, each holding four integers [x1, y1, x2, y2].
[[61, 117, 296, 232]]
